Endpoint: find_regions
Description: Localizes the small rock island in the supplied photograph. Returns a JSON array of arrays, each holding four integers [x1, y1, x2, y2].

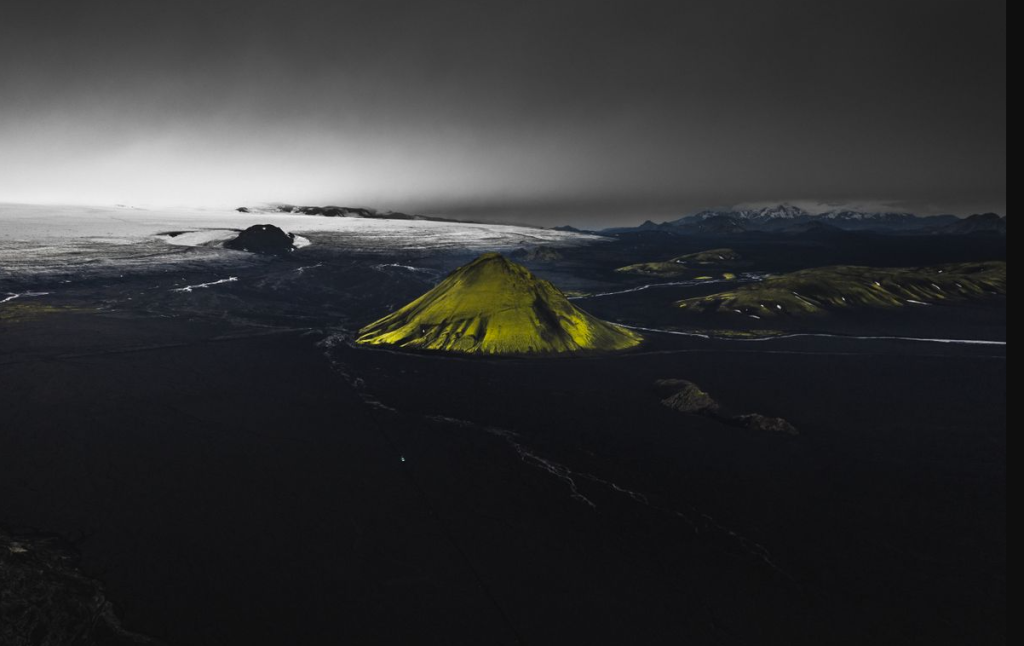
[[224, 224, 296, 254]]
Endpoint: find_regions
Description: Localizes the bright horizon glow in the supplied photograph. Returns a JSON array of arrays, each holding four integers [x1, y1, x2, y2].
[[0, 1, 1006, 228]]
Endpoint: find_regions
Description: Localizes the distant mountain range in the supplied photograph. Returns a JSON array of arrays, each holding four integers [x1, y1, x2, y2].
[[236, 204, 460, 223], [237, 203, 1006, 237], [602, 205, 1006, 236]]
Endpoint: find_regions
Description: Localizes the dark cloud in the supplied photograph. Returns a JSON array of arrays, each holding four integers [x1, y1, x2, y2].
[[0, 0, 1006, 226]]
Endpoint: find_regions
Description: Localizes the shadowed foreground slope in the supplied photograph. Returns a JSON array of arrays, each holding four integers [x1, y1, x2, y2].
[[357, 253, 642, 354]]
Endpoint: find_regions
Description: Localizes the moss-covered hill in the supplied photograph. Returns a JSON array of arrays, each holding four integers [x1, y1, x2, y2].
[[677, 261, 1006, 317], [616, 248, 743, 278], [357, 253, 643, 354]]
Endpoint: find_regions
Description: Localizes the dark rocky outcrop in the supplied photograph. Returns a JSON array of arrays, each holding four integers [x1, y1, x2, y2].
[[1, 530, 159, 645], [656, 379, 799, 435], [224, 224, 296, 254], [656, 379, 720, 414], [733, 413, 799, 435]]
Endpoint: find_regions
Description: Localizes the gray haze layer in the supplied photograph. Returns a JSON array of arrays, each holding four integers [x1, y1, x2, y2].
[[0, 0, 1006, 227]]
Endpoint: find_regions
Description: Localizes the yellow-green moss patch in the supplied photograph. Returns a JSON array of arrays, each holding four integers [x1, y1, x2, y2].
[[677, 262, 1006, 317], [357, 253, 643, 355]]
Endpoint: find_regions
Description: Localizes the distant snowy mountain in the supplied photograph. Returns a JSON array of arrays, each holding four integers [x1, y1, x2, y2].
[[752, 204, 812, 221], [606, 204, 973, 234], [676, 204, 813, 225]]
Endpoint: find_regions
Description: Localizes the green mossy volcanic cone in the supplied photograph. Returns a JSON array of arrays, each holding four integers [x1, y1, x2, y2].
[[357, 253, 643, 354]]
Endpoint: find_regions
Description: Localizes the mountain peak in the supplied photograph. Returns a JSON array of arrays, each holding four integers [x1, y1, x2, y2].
[[473, 251, 509, 263], [357, 253, 642, 354], [753, 204, 810, 219]]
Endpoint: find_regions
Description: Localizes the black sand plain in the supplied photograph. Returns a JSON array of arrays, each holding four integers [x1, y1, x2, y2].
[[1, 231, 1006, 645]]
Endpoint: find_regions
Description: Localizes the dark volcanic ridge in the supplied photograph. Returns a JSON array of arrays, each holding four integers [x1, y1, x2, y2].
[[604, 204, 1006, 236], [236, 204, 460, 223], [937, 213, 1007, 236]]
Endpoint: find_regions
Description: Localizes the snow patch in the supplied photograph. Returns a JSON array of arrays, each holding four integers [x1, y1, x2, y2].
[[173, 277, 239, 293]]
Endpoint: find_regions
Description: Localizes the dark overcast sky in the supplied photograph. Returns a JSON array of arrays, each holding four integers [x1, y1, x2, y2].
[[0, 0, 1006, 226]]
